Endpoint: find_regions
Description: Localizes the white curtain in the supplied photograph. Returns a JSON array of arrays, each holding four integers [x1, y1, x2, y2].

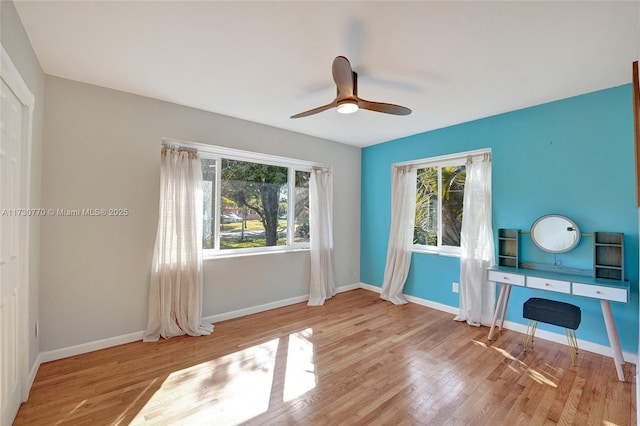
[[380, 165, 417, 305], [308, 167, 336, 306], [144, 145, 214, 342], [455, 153, 495, 326]]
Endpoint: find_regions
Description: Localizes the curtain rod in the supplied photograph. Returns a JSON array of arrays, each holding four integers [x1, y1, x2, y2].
[[161, 138, 327, 169], [162, 143, 197, 154], [392, 148, 491, 167]]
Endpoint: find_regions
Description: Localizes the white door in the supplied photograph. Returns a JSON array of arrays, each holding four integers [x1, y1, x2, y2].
[[0, 77, 24, 425]]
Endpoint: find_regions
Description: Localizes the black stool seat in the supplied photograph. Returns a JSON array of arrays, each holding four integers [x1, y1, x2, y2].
[[523, 297, 581, 330]]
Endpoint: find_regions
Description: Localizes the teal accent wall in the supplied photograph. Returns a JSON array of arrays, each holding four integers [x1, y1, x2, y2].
[[361, 84, 638, 353]]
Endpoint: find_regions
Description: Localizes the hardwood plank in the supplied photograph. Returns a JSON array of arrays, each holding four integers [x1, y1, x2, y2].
[[14, 289, 636, 425]]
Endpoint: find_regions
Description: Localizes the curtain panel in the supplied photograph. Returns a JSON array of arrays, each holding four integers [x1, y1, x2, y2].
[[455, 153, 495, 326], [144, 145, 214, 342], [308, 167, 337, 306], [380, 165, 417, 305]]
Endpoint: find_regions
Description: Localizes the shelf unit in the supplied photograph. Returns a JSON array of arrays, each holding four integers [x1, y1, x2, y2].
[[593, 232, 624, 281], [497, 228, 520, 268]]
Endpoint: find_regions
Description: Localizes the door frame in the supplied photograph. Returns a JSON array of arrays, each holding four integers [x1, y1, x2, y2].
[[1, 44, 35, 402]]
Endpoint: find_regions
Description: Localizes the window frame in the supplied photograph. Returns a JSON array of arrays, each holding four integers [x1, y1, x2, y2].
[[163, 139, 322, 259], [401, 148, 491, 258]]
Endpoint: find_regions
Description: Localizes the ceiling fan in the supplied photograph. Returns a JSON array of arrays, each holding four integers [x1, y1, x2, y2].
[[290, 56, 412, 118]]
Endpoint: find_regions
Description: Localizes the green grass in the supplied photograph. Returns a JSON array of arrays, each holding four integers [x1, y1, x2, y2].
[[220, 219, 287, 232], [220, 219, 287, 250], [220, 238, 287, 250]]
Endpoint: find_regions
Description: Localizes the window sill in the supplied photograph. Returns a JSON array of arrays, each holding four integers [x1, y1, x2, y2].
[[412, 247, 461, 258], [203, 247, 310, 260]]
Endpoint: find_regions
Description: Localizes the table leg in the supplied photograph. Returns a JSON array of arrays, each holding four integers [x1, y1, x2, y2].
[[488, 284, 507, 341], [600, 300, 625, 382], [499, 285, 512, 331]]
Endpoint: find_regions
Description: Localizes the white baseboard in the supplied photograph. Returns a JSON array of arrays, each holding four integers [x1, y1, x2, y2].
[[26, 353, 42, 397], [404, 294, 460, 316], [358, 283, 638, 365], [359, 282, 382, 293], [203, 295, 308, 324], [39, 330, 145, 364], [203, 282, 360, 323], [337, 282, 362, 293], [27, 330, 145, 399], [361, 282, 460, 315]]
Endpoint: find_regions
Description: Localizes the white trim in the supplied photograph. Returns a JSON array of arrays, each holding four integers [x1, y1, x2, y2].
[[181, 140, 318, 258], [39, 331, 145, 364], [359, 282, 383, 293], [27, 353, 42, 393], [1, 47, 35, 106], [394, 147, 491, 168], [205, 244, 311, 259], [1, 45, 35, 403], [204, 246, 309, 260], [404, 294, 461, 315], [162, 137, 326, 169], [361, 282, 462, 315], [412, 245, 461, 257], [202, 295, 309, 324], [407, 148, 490, 256], [202, 283, 360, 323]]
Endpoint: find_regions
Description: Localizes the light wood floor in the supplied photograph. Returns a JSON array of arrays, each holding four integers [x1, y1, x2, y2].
[[15, 289, 636, 425]]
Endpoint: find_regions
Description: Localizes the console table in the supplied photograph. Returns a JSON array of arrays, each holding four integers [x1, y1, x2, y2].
[[487, 265, 629, 381]]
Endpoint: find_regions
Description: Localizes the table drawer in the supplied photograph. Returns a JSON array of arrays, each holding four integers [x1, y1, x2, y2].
[[488, 270, 524, 286], [526, 276, 570, 294], [572, 283, 627, 303]]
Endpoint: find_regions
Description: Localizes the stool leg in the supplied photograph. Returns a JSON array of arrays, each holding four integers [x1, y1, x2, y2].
[[524, 320, 537, 352], [566, 329, 579, 365]]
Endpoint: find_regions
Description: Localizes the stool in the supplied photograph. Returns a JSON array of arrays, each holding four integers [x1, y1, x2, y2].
[[523, 297, 581, 364]]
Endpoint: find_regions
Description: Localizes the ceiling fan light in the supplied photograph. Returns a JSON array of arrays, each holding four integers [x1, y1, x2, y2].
[[337, 100, 359, 114]]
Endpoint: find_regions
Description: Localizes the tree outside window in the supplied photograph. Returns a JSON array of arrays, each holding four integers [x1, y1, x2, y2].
[[200, 155, 311, 253], [221, 159, 288, 248], [414, 164, 466, 249]]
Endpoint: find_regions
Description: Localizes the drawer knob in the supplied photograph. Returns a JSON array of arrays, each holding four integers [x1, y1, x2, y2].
[[504, 276, 509, 280], [545, 283, 550, 287], [596, 290, 601, 295]]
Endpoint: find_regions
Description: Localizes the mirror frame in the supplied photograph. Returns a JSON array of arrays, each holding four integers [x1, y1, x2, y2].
[[530, 214, 581, 254]]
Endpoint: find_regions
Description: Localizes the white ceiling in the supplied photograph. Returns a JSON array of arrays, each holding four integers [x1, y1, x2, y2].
[[14, 1, 640, 148]]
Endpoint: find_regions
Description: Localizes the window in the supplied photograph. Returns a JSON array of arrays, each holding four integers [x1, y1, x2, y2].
[[409, 149, 489, 256], [186, 141, 317, 256]]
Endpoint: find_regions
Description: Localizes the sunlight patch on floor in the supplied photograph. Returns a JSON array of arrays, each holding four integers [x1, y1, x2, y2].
[[130, 338, 279, 425], [55, 399, 87, 426], [476, 340, 558, 388], [490, 345, 523, 364], [112, 378, 159, 426], [471, 339, 488, 348], [284, 328, 316, 402], [128, 329, 318, 425], [526, 368, 558, 388]]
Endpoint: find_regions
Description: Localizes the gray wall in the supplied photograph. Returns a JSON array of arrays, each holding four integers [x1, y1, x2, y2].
[[1, 0, 45, 371], [41, 75, 361, 351]]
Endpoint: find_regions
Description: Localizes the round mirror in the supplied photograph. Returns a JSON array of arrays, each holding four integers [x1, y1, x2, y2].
[[530, 214, 581, 253]]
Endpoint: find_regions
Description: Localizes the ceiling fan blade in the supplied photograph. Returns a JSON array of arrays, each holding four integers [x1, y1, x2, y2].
[[332, 56, 354, 98], [291, 56, 411, 119], [357, 98, 412, 116], [290, 100, 338, 118]]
